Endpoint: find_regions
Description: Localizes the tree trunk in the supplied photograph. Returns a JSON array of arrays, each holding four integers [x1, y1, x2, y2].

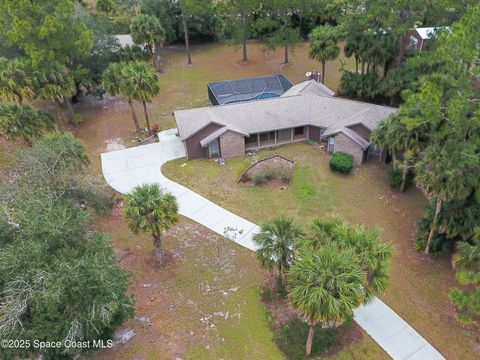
[[142, 101, 151, 135], [284, 45, 289, 64], [182, 15, 192, 66], [361, 60, 365, 75], [63, 99, 75, 124], [392, 150, 398, 163], [153, 233, 164, 263], [399, 159, 409, 193], [242, 14, 248, 62], [425, 197, 442, 254], [355, 57, 359, 73], [395, 34, 406, 69], [306, 325, 315, 357], [321, 60, 326, 84], [127, 97, 141, 133], [153, 43, 161, 71]]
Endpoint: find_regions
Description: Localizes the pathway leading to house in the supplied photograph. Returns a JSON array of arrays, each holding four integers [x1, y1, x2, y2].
[[101, 129, 445, 360]]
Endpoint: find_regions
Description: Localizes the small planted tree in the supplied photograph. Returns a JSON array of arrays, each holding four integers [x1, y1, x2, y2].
[[253, 217, 304, 285], [290, 217, 393, 356], [124, 184, 178, 263], [288, 245, 364, 357], [309, 25, 340, 84]]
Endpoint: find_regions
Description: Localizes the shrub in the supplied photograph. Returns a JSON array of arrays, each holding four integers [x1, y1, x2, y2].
[[388, 168, 414, 190], [253, 165, 292, 185], [260, 286, 276, 303], [339, 71, 382, 101], [329, 152, 354, 174], [274, 317, 338, 360]]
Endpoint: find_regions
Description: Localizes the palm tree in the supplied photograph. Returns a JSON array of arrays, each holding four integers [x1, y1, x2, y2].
[[308, 218, 394, 301], [121, 61, 160, 135], [288, 245, 365, 357], [102, 62, 141, 133], [0, 57, 34, 104], [309, 25, 340, 84], [130, 14, 166, 70], [124, 184, 178, 263], [0, 104, 55, 145], [371, 111, 431, 192], [416, 141, 480, 254], [32, 62, 76, 124], [253, 217, 304, 284]]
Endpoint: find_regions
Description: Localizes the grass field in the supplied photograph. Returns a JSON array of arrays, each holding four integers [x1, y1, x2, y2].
[[162, 142, 479, 360], [68, 42, 476, 359], [86, 206, 386, 360], [72, 42, 390, 359]]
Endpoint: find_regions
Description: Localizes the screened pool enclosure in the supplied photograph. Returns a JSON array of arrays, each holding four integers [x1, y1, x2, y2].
[[207, 74, 293, 105]]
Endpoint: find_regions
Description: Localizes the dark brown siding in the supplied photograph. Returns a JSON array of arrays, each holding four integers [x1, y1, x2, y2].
[[406, 30, 424, 50], [347, 124, 371, 141], [308, 126, 323, 142], [184, 123, 223, 160]]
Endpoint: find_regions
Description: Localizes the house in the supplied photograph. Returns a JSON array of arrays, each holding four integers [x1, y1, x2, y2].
[[407, 27, 450, 51], [174, 76, 397, 165]]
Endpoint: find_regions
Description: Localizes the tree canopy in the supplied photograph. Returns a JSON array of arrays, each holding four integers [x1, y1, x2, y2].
[[0, 134, 132, 359]]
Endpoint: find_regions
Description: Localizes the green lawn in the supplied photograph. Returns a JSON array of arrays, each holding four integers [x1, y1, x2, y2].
[[162, 142, 479, 360]]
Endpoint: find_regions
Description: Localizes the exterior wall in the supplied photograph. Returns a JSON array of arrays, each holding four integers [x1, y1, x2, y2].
[[347, 124, 371, 141], [308, 126, 323, 142], [219, 131, 245, 158], [406, 30, 424, 50], [184, 123, 223, 160], [333, 133, 365, 166]]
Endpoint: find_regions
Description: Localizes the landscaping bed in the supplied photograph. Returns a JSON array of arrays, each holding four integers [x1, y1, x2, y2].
[[239, 155, 294, 187]]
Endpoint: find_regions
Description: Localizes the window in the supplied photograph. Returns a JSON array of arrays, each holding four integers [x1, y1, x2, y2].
[[368, 144, 381, 156], [294, 127, 304, 136], [277, 129, 291, 141], [328, 137, 335, 153], [245, 135, 257, 145], [208, 139, 220, 157]]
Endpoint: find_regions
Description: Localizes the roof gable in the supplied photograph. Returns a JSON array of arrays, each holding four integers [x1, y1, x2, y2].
[[175, 81, 397, 141]]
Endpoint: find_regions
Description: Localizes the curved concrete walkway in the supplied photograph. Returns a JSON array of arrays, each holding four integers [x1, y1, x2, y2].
[[101, 129, 445, 360]]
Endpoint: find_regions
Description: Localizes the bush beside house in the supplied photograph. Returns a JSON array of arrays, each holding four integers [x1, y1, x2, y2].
[[329, 152, 354, 174]]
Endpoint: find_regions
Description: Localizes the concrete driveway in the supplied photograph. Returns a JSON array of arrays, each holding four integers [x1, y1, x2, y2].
[[101, 129, 260, 249], [101, 129, 445, 360]]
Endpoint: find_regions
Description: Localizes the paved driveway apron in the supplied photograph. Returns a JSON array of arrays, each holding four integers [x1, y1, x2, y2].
[[101, 129, 445, 360]]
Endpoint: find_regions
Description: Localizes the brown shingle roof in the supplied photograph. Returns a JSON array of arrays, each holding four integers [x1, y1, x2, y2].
[[174, 81, 397, 141]]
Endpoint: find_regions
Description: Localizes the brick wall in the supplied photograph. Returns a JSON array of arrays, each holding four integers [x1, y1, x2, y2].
[[333, 133, 365, 165], [219, 131, 245, 158]]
